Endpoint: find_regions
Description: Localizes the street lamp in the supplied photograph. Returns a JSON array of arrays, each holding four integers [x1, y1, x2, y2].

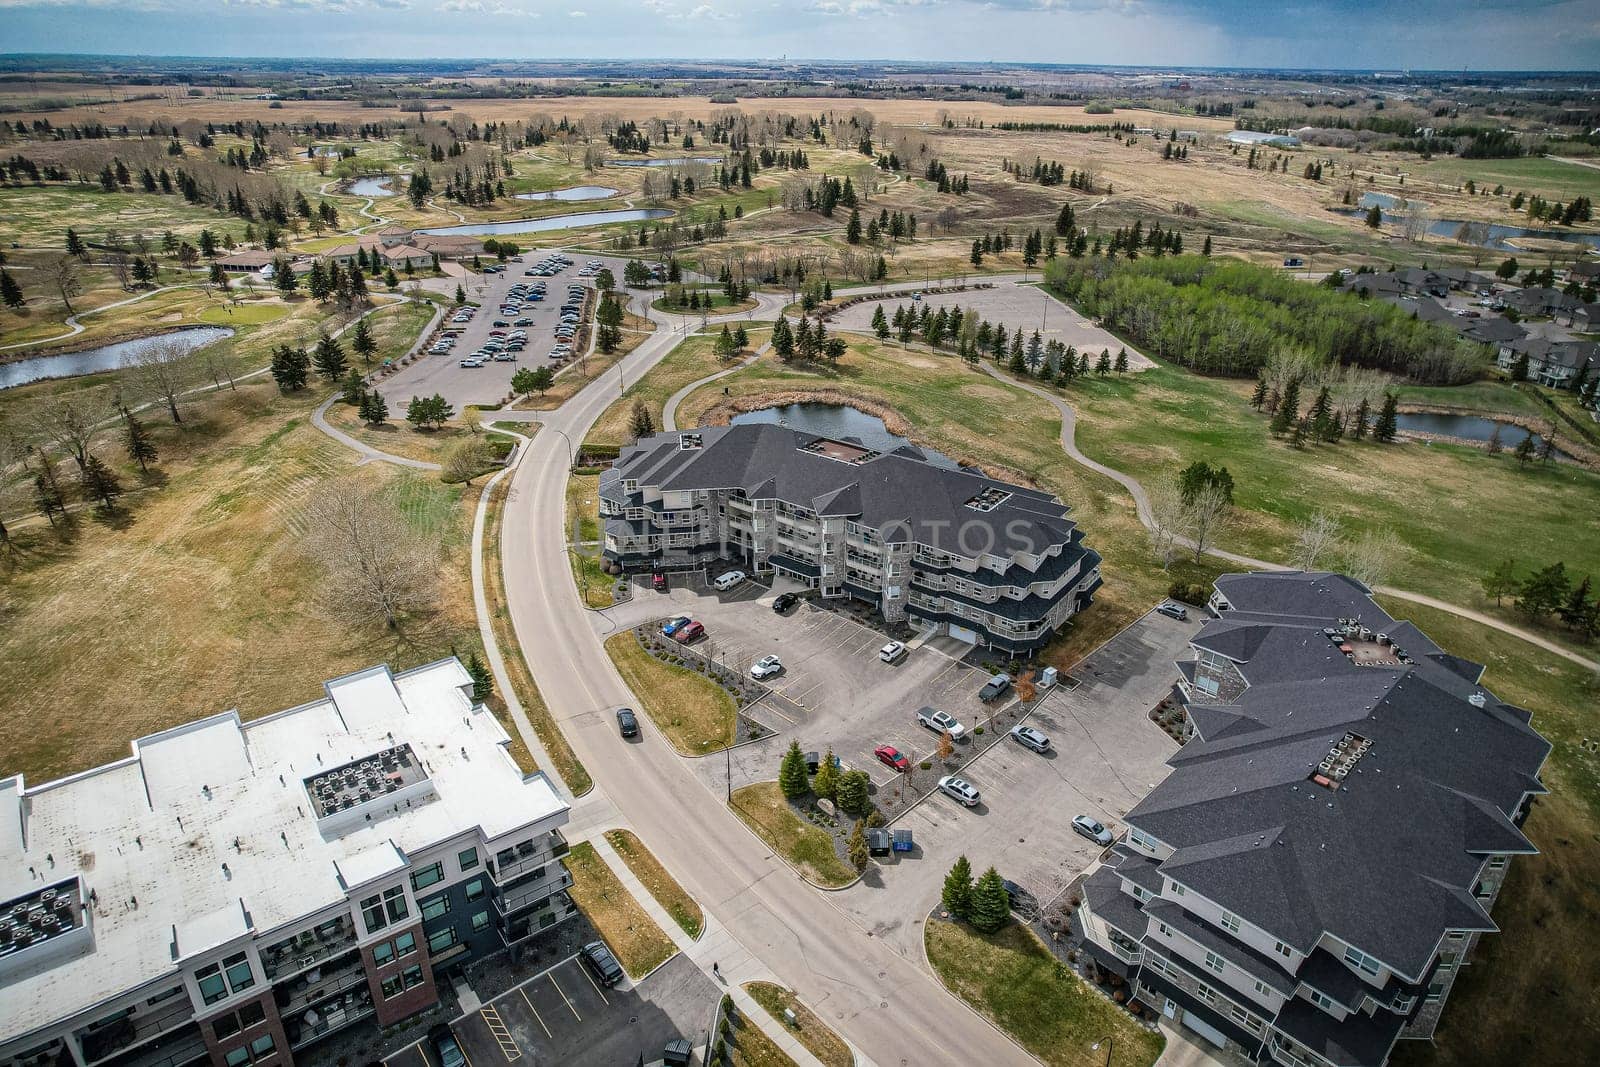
[[1091, 1037, 1113, 1067]]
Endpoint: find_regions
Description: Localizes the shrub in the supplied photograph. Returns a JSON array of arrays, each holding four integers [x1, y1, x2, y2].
[[1168, 581, 1210, 606]]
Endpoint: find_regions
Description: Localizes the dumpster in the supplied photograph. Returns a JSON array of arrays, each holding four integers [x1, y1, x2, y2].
[[892, 829, 914, 852]]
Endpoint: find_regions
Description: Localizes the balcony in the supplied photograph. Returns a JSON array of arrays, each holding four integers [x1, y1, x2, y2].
[[491, 831, 567, 885], [95, 1024, 207, 1067], [286, 996, 376, 1052], [261, 919, 358, 981], [80, 997, 196, 1067], [495, 870, 575, 918], [274, 949, 366, 1016], [499, 899, 580, 946]]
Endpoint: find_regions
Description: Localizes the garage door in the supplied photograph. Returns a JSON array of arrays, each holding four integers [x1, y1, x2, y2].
[[947, 623, 979, 644], [1181, 1009, 1228, 1049]]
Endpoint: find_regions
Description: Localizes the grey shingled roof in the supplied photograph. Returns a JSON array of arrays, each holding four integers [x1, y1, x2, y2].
[[1129, 571, 1550, 982], [614, 424, 1080, 558]]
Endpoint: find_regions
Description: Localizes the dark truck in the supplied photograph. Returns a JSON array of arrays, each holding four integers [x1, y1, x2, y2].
[[978, 672, 1012, 703]]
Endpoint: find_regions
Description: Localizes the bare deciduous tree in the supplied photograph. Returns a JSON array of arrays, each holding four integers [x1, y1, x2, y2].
[[1342, 530, 1401, 591], [126, 340, 195, 423], [303, 479, 439, 630], [1146, 483, 1187, 570], [50, 256, 82, 316], [1290, 510, 1343, 571], [1401, 202, 1436, 244], [1183, 483, 1232, 563], [27, 391, 116, 471]]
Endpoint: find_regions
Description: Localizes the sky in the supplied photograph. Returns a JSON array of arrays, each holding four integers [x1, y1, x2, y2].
[[3, 0, 1599, 71]]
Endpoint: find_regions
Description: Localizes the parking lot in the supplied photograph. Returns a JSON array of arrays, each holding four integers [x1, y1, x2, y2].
[[389, 953, 716, 1067], [828, 281, 1156, 370], [377, 251, 640, 411]]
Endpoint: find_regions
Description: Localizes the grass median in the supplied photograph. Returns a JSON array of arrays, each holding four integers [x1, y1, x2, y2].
[[925, 919, 1163, 1067], [603, 631, 736, 754], [565, 467, 614, 609], [562, 841, 676, 979], [603, 829, 704, 939], [742, 982, 852, 1067], [729, 782, 856, 889]]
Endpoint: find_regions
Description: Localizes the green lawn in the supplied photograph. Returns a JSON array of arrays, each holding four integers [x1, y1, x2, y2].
[[925, 920, 1163, 1067], [729, 782, 856, 888], [562, 842, 676, 979], [604, 631, 736, 754], [603, 829, 704, 939], [1405, 155, 1600, 204], [742, 983, 852, 1067]]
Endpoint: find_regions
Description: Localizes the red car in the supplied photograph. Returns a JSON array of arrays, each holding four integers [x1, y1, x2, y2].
[[673, 620, 704, 643], [874, 745, 911, 772], [652, 572, 668, 591]]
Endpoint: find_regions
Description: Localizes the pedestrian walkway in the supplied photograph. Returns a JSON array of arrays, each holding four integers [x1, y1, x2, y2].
[[585, 830, 846, 1067]]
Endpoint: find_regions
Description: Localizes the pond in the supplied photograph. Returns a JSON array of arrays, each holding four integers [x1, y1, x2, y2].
[[606, 157, 721, 168], [1, 327, 235, 390], [1396, 411, 1570, 458], [514, 185, 618, 202], [730, 403, 960, 470], [1336, 193, 1600, 251], [416, 208, 671, 238], [347, 176, 397, 197]]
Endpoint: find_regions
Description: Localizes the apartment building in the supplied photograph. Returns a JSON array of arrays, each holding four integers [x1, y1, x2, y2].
[[600, 423, 1102, 654], [1077, 571, 1550, 1067], [0, 659, 575, 1067]]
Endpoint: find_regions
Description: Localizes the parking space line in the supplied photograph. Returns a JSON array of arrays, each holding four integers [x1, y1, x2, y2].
[[549, 974, 582, 1021], [518, 986, 552, 1038], [480, 1005, 521, 1061], [576, 958, 611, 1004]]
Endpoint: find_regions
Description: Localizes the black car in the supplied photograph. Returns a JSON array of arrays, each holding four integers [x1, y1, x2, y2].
[[616, 708, 639, 738], [773, 591, 799, 613], [581, 940, 624, 987], [429, 1025, 466, 1067]]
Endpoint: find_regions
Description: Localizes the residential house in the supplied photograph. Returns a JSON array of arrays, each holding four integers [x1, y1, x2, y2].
[[1495, 336, 1600, 388]]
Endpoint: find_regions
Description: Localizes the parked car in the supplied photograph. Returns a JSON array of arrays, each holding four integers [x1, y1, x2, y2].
[[873, 745, 911, 772], [1072, 815, 1113, 846], [661, 615, 692, 637], [937, 775, 980, 807], [651, 571, 668, 591], [772, 591, 799, 613], [978, 673, 1012, 703], [1010, 724, 1051, 754], [713, 569, 747, 591], [429, 1025, 466, 1067], [1001, 879, 1032, 912], [458, 358, 484, 368], [878, 641, 907, 664], [580, 941, 624, 987], [673, 620, 704, 643], [1156, 602, 1189, 621], [917, 706, 966, 741], [750, 654, 783, 680], [616, 708, 639, 738]]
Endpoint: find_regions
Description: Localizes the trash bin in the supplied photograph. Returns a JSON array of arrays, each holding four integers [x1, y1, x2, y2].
[[1040, 666, 1059, 689]]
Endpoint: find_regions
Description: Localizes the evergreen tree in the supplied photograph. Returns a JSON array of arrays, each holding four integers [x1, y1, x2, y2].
[[941, 856, 975, 921], [122, 408, 157, 474], [772, 317, 796, 361], [0, 268, 24, 310], [813, 748, 840, 801], [65, 228, 86, 257], [79, 453, 122, 514], [1271, 379, 1301, 434], [629, 399, 655, 439], [313, 333, 347, 381], [836, 770, 870, 817], [778, 740, 810, 799], [968, 868, 1011, 933], [1114, 348, 1129, 374], [1481, 558, 1519, 606], [1559, 575, 1593, 630], [1249, 377, 1268, 410], [1095, 349, 1112, 375], [466, 652, 494, 701], [270, 344, 309, 392], [1351, 396, 1371, 440], [350, 316, 378, 367], [848, 821, 869, 873], [871, 305, 889, 340], [1008, 333, 1027, 374], [340, 369, 367, 406], [33, 470, 65, 528], [1513, 432, 1536, 467], [360, 390, 390, 425], [1373, 393, 1399, 443], [845, 208, 862, 245]]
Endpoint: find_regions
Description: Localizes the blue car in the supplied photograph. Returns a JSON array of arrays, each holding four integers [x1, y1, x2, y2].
[[662, 615, 692, 637]]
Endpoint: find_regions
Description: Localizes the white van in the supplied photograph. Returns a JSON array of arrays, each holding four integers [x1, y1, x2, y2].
[[713, 570, 747, 591]]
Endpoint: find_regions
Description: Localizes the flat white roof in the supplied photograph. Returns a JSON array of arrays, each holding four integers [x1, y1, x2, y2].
[[0, 659, 567, 1046]]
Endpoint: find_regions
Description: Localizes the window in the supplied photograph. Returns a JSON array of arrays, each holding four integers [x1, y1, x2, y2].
[[223, 953, 254, 994], [215, 1014, 242, 1040], [1273, 941, 1292, 960], [383, 885, 409, 923], [1426, 980, 1446, 1002], [249, 1035, 275, 1059], [1204, 951, 1226, 975], [1144, 954, 1169, 976], [1219, 911, 1241, 934], [1309, 990, 1336, 1012], [1155, 921, 1170, 937], [464, 878, 486, 902], [428, 927, 458, 954], [1195, 983, 1218, 1005], [1439, 951, 1458, 969], [1343, 945, 1381, 976], [402, 965, 424, 989], [1229, 1005, 1251, 1027], [226, 1049, 251, 1067], [472, 910, 491, 932], [1171, 882, 1186, 897], [1488, 856, 1507, 870], [1129, 885, 1146, 902], [1128, 827, 1159, 852], [1253, 979, 1272, 998], [421, 894, 450, 922], [373, 941, 394, 967], [381, 975, 404, 999], [360, 895, 386, 934], [196, 964, 228, 1006], [411, 863, 444, 891], [458, 847, 480, 872], [395, 932, 417, 957], [239, 1002, 265, 1029]]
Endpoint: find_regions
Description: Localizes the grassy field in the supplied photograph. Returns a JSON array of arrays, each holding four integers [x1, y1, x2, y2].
[[565, 468, 614, 609], [651, 286, 759, 316], [1404, 155, 1600, 204], [925, 920, 1164, 1067], [0, 380, 482, 783], [729, 782, 856, 889], [674, 338, 1224, 668], [603, 631, 736, 755], [603, 829, 704, 939], [561, 841, 676, 979], [723, 1011, 799, 1067], [1376, 601, 1600, 1067], [0, 185, 253, 248], [584, 329, 767, 450], [741, 983, 852, 1067], [481, 468, 593, 795]]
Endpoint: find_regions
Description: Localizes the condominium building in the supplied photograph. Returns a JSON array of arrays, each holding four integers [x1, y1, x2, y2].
[[0, 659, 574, 1067], [600, 423, 1102, 654], [1076, 571, 1550, 1067]]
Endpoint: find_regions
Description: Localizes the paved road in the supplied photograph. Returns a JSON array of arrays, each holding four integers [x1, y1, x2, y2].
[[496, 301, 1037, 1064]]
